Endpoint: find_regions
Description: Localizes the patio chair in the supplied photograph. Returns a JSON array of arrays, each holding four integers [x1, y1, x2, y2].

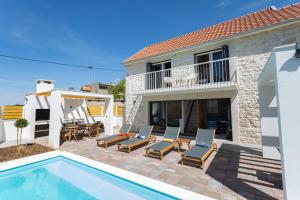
[[75, 124, 86, 140], [117, 125, 154, 153], [145, 126, 180, 160], [180, 128, 217, 169], [96, 124, 131, 148], [86, 123, 101, 137]]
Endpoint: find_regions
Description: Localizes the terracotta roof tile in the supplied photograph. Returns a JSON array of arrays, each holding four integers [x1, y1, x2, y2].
[[125, 3, 300, 63]]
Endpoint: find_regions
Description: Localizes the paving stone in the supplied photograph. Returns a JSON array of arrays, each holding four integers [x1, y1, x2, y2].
[[59, 138, 283, 200]]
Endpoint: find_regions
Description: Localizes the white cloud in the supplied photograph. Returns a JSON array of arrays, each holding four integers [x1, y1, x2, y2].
[[217, 0, 232, 8], [12, 31, 32, 45]]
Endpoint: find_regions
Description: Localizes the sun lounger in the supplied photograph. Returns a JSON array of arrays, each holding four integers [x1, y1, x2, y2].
[[96, 124, 131, 148], [117, 125, 154, 153], [145, 126, 180, 159], [180, 128, 217, 169]]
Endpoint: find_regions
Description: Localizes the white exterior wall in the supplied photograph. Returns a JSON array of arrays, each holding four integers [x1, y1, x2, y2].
[[0, 120, 3, 143], [259, 44, 300, 200], [258, 84, 280, 159], [0, 120, 19, 143], [125, 22, 300, 145], [274, 45, 300, 200], [23, 95, 51, 141]]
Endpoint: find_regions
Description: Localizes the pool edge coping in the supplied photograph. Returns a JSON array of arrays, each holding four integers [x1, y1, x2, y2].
[[0, 150, 214, 200]]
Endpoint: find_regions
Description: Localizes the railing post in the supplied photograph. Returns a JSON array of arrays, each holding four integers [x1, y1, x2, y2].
[[210, 61, 214, 84]]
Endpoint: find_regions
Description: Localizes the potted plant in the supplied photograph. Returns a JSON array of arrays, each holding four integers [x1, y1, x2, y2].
[[14, 118, 29, 153]]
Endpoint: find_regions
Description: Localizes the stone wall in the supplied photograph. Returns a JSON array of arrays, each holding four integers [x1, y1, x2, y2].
[[230, 23, 300, 144], [125, 22, 300, 144]]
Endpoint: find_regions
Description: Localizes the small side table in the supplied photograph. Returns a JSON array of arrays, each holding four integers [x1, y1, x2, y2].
[[148, 135, 156, 144], [177, 138, 191, 152], [128, 131, 137, 138]]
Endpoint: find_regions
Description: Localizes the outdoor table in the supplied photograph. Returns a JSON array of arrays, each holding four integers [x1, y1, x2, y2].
[[177, 138, 191, 152], [148, 135, 157, 144], [64, 125, 78, 142], [128, 131, 137, 138]]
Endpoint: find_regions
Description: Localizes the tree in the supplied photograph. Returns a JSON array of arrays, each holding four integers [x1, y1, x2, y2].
[[14, 118, 29, 153], [109, 79, 125, 101]]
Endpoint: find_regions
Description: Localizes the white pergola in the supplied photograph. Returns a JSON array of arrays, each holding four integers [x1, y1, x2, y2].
[[24, 89, 114, 149], [258, 43, 300, 200]]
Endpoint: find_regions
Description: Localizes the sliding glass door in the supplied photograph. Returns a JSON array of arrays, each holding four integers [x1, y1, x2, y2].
[[166, 101, 181, 127], [147, 61, 171, 89], [150, 101, 182, 133], [150, 102, 166, 133], [195, 50, 229, 84]]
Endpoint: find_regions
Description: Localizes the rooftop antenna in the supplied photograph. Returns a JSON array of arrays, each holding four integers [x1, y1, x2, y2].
[[88, 66, 93, 84]]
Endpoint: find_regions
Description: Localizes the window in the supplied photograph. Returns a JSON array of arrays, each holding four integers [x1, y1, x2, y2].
[[149, 101, 182, 133], [195, 48, 229, 83], [146, 61, 171, 89]]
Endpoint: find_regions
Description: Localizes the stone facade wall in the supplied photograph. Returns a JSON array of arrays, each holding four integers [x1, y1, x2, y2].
[[229, 23, 300, 144], [125, 22, 300, 144]]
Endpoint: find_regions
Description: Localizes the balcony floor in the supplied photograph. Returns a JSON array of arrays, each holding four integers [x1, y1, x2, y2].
[[59, 137, 283, 200]]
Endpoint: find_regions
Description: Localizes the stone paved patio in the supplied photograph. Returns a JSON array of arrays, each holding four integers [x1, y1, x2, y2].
[[59, 137, 283, 200]]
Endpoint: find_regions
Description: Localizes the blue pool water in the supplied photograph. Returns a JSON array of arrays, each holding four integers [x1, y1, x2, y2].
[[0, 156, 179, 200]]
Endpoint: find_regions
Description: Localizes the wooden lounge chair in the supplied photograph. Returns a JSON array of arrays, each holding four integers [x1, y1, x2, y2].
[[180, 128, 217, 169], [96, 124, 131, 148], [145, 126, 180, 160], [117, 125, 153, 153]]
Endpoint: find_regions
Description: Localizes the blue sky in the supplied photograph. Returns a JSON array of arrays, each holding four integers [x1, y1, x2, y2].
[[0, 0, 297, 105]]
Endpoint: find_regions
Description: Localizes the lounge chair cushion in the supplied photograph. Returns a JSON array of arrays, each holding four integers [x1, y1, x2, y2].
[[196, 142, 210, 148], [148, 141, 174, 152], [183, 145, 210, 159], [135, 134, 146, 139], [119, 133, 127, 136], [119, 138, 143, 146], [163, 138, 174, 143]]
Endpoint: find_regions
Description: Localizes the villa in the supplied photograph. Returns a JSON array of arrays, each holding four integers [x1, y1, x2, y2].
[[124, 3, 300, 160], [0, 2, 300, 200]]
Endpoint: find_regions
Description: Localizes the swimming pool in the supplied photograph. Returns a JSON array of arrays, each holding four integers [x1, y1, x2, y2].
[[0, 151, 212, 200]]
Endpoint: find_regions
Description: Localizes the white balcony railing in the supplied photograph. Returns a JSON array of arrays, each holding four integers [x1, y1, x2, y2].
[[127, 57, 239, 95]]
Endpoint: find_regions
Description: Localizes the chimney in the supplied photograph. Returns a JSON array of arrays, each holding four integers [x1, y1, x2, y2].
[[270, 5, 277, 10], [36, 79, 55, 93]]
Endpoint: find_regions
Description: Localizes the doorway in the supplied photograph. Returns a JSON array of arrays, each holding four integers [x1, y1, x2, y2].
[[184, 98, 232, 140], [149, 101, 182, 133]]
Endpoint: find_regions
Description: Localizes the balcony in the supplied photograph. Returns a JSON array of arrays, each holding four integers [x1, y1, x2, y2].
[[127, 57, 239, 95]]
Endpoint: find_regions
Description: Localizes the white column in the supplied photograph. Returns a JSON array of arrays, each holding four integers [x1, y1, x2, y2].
[[23, 95, 36, 141], [104, 95, 114, 135], [48, 91, 64, 149], [231, 91, 240, 143], [274, 46, 300, 200]]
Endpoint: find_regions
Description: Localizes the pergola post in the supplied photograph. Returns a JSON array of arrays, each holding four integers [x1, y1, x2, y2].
[[48, 91, 64, 149], [104, 95, 114, 135]]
